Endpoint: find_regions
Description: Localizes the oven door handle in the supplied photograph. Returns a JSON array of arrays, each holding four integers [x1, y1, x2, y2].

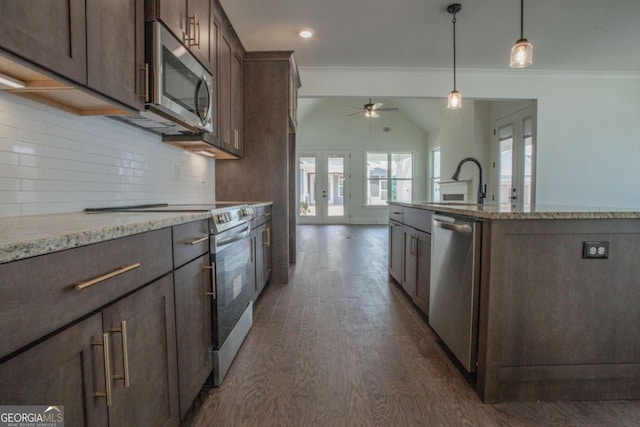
[[216, 225, 251, 250]]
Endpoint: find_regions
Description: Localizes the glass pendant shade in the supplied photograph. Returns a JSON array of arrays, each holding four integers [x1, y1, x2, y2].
[[447, 90, 462, 109], [510, 38, 533, 68]]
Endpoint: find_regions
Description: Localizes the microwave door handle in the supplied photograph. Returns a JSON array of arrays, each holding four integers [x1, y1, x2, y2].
[[201, 78, 212, 125], [193, 79, 203, 124]]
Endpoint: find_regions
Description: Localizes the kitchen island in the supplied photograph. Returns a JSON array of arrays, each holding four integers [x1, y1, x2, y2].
[[389, 201, 640, 403]]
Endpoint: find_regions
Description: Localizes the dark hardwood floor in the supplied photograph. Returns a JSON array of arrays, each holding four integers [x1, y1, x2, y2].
[[189, 225, 640, 426]]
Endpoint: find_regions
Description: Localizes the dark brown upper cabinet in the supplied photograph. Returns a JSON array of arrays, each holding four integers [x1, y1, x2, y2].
[[0, 0, 145, 112], [146, 0, 214, 74], [0, 0, 87, 84], [87, 0, 145, 110]]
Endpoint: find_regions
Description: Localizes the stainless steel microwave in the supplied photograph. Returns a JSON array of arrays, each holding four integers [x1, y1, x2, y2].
[[111, 22, 214, 136]]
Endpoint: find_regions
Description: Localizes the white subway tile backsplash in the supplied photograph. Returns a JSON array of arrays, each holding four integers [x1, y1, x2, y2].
[[0, 91, 216, 217]]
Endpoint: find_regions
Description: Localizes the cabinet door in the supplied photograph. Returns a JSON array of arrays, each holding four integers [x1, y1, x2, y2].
[[388, 220, 403, 283], [264, 223, 273, 284], [218, 32, 232, 150], [289, 71, 297, 127], [402, 227, 418, 298], [0, 314, 108, 426], [103, 275, 179, 427], [414, 229, 431, 316], [86, 0, 145, 109], [153, 0, 186, 43], [254, 227, 265, 297], [174, 254, 213, 419], [231, 52, 243, 155], [0, 0, 87, 83], [186, 0, 214, 72]]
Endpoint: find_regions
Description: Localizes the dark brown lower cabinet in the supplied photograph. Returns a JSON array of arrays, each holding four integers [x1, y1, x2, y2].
[[0, 313, 108, 426], [0, 274, 180, 426], [252, 217, 273, 301], [174, 253, 213, 418], [388, 220, 403, 283], [102, 274, 179, 427], [413, 229, 431, 315], [402, 226, 431, 316]]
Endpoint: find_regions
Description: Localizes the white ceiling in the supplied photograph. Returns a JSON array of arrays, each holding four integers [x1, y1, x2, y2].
[[221, 0, 639, 136], [220, 0, 640, 72]]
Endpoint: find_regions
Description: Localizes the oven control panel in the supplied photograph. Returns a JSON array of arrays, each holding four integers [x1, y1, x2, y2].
[[209, 204, 252, 234]]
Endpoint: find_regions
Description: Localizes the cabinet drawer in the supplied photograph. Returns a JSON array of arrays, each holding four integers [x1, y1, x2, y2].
[[404, 207, 431, 233], [251, 205, 272, 229], [172, 220, 209, 268], [0, 228, 172, 359], [389, 206, 404, 223]]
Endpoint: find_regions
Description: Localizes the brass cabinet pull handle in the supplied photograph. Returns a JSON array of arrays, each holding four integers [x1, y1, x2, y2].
[[203, 263, 216, 299], [185, 236, 208, 245], [138, 64, 148, 100], [75, 263, 141, 290], [111, 321, 130, 388], [185, 14, 200, 47], [93, 333, 113, 406]]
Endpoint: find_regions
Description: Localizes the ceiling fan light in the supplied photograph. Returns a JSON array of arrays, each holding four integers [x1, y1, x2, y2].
[[447, 90, 462, 109], [510, 38, 533, 68]]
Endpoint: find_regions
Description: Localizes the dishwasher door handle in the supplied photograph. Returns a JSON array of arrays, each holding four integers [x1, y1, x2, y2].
[[434, 220, 473, 234]]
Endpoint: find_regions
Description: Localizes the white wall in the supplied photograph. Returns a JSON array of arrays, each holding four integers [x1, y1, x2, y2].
[[297, 98, 429, 224], [0, 91, 216, 217], [299, 67, 640, 209]]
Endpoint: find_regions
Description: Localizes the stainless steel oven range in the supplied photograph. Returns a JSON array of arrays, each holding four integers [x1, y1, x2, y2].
[[85, 203, 256, 386]]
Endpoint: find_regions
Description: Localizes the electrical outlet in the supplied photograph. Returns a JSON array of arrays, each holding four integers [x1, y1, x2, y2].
[[582, 241, 609, 259]]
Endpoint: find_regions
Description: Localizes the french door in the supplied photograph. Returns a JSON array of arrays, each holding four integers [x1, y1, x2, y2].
[[492, 108, 536, 206], [297, 150, 350, 224]]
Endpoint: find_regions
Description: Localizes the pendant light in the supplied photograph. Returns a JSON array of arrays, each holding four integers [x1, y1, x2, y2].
[[447, 3, 462, 110], [509, 0, 533, 68]]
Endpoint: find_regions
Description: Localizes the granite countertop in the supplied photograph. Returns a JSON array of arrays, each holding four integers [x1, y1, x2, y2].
[[0, 201, 273, 265], [389, 201, 640, 220]]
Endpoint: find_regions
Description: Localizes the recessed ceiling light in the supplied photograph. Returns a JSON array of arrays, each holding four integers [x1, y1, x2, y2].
[[299, 29, 314, 39]]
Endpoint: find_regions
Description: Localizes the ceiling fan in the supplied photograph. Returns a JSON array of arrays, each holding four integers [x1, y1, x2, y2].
[[348, 98, 399, 118]]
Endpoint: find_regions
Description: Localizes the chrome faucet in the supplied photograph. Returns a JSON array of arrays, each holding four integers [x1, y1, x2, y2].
[[452, 157, 487, 205]]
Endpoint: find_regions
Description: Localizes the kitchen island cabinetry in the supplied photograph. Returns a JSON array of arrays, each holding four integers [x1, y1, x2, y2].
[[387, 207, 431, 316], [404, 227, 431, 315], [388, 219, 403, 283], [389, 201, 640, 403]]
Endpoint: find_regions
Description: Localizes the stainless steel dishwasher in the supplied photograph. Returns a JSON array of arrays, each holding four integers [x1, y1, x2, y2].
[[429, 214, 481, 373]]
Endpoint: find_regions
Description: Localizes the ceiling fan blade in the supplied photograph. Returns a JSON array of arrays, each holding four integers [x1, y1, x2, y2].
[[372, 103, 384, 110], [349, 106, 364, 110], [378, 107, 399, 111], [347, 111, 363, 116]]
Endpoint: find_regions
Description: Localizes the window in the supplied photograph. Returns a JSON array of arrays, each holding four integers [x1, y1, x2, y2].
[[431, 147, 441, 201], [366, 152, 413, 206]]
